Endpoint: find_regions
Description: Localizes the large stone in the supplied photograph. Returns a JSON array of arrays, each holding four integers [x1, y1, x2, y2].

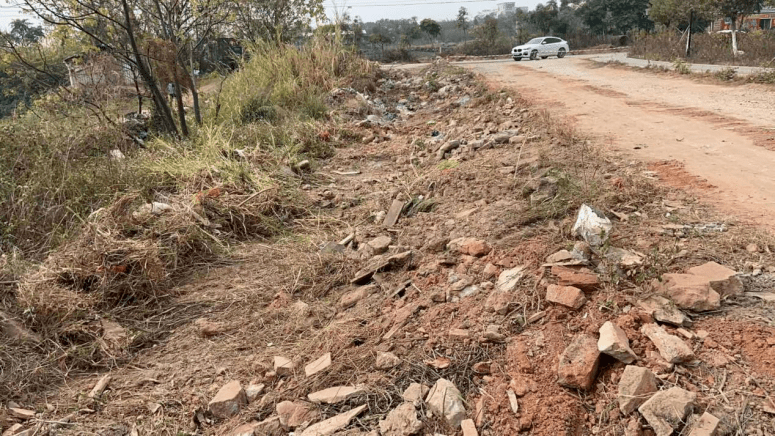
[[661, 274, 720, 312], [572, 204, 612, 247], [300, 404, 367, 436], [376, 351, 401, 370], [379, 402, 424, 436], [308, 385, 366, 404], [448, 237, 491, 257], [641, 323, 695, 364], [274, 356, 295, 376], [618, 365, 657, 414], [426, 378, 467, 428], [367, 235, 393, 255], [497, 266, 525, 292], [208, 380, 248, 419], [276, 401, 320, 429], [402, 383, 429, 406], [546, 284, 586, 309], [305, 353, 332, 377], [598, 321, 637, 364], [551, 266, 599, 291], [557, 334, 601, 390], [687, 412, 721, 436], [687, 262, 743, 298], [638, 296, 691, 327], [638, 387, 697, 436]]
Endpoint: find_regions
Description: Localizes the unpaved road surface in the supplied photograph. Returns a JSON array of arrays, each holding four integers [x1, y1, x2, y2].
[[453, 56, 775, 230]]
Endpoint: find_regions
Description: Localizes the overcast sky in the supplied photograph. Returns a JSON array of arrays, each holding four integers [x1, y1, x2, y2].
[[0, 0, 543, 31]]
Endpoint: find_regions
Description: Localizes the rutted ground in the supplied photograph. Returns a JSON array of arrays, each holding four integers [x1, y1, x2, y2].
[[452, 56, 775, 231], [4, 61, 775, 436]]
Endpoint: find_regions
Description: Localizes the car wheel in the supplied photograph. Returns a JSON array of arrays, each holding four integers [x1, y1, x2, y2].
[[513, 57, 521, 61], [557, 48, 567, 58], [541, 56, 548, 59], [530, 50, 538, 60]]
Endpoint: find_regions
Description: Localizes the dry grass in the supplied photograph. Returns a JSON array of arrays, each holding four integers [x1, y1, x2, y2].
[[631, 30, 775, 67]]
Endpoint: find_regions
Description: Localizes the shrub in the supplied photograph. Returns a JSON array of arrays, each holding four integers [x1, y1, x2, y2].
[[714, 66, 737, 81], [673, 58, 692, 74], [631, 31, 775, 67]]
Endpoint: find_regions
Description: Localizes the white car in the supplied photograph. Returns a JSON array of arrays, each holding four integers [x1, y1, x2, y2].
[[512, 37, 569, 61]]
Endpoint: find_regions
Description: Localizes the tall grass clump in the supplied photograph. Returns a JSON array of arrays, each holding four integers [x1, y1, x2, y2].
[[631, 30, 775, 67], [2, 37, 376, 397], [215, 38, 379, 126]]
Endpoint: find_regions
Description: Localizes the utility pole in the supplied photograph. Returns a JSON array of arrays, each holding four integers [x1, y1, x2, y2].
[[686, 10, 694, 58]]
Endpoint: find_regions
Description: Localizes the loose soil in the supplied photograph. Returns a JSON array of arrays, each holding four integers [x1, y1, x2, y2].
[[4, 60, 775, 436], [451, 57, 775, 231]]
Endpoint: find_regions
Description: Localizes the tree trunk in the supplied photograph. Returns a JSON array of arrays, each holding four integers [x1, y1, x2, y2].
[[172, 74, 188, 137], [686, 10, 693, 58], [120, 0, 177, 136], [731, 16, 739, 56]]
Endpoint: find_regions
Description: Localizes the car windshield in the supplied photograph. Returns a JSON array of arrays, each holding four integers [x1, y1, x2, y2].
[[526, 38, 543, 45]]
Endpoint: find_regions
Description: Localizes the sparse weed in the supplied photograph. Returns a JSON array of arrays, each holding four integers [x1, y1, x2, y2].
[[673, 59, 692, 75], [714, 66, 738, 81]]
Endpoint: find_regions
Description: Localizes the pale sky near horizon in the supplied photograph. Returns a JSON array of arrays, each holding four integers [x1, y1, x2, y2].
[[0, 0, 543, 31]]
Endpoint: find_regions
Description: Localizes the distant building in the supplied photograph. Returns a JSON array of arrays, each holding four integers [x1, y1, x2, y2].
[[63, 54, 132, 90], [497, 2, 516, 15], [710, 7, 775, 31]]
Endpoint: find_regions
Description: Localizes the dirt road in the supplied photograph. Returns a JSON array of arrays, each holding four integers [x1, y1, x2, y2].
[[451, 56, 775, 230]]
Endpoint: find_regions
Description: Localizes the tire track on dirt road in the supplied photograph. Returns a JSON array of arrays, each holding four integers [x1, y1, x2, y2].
[[458, 58, 775, 231]]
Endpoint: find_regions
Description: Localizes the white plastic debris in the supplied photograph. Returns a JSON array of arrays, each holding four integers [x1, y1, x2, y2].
[[572, 204, 612, 247]]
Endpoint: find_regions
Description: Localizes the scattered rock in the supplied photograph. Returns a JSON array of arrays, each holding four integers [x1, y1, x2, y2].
[[687, 412, 721, 436], [497, 266, 526, 292], [472, 361, 491, 374], [641, 323, 694, 364], [617, 365, 657, 414], [8, 408, 35, 420], [481, 324, 506, 343], [638, 387, 697, 436], [300, 404, 367, 436], [277, 401, 320, 429], [274, 356, 295, 376], [551, 266, 599, 291], [687, 261, 743, 298], [379, 402, 424, 436], [376, 351, 401, 370], [448, 328, 470, 340], [546, 250, 574, 264], [507, 390, 519, 414], [305, 353, 332, 377], [351, 256, 391, 284], [383, 199, 405, 227], [660, 274, 721, 311], [402, 383, 429, 406], [426, 378, 467, 428], [195, 318, 227, 338], [208, 380, 248, 419], [245, 383, 265, 402], [461, 419, 479, 436], [448, 237, 491, 257], [605, 247, 645, 268], [482, 263, 498, 279], [598, 321, 638, 364], [340, 286, 371, 308], [308, 385, 366, 404], [638, 295, 692, 327], [367, 235, 392, 255], [572, 204, 612, 247], [546, 284, 586, 309], [557, 334, 601, 390]]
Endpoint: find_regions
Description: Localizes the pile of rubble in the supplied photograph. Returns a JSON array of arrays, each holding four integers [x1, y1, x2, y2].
[[5, 60, 775, 436]]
